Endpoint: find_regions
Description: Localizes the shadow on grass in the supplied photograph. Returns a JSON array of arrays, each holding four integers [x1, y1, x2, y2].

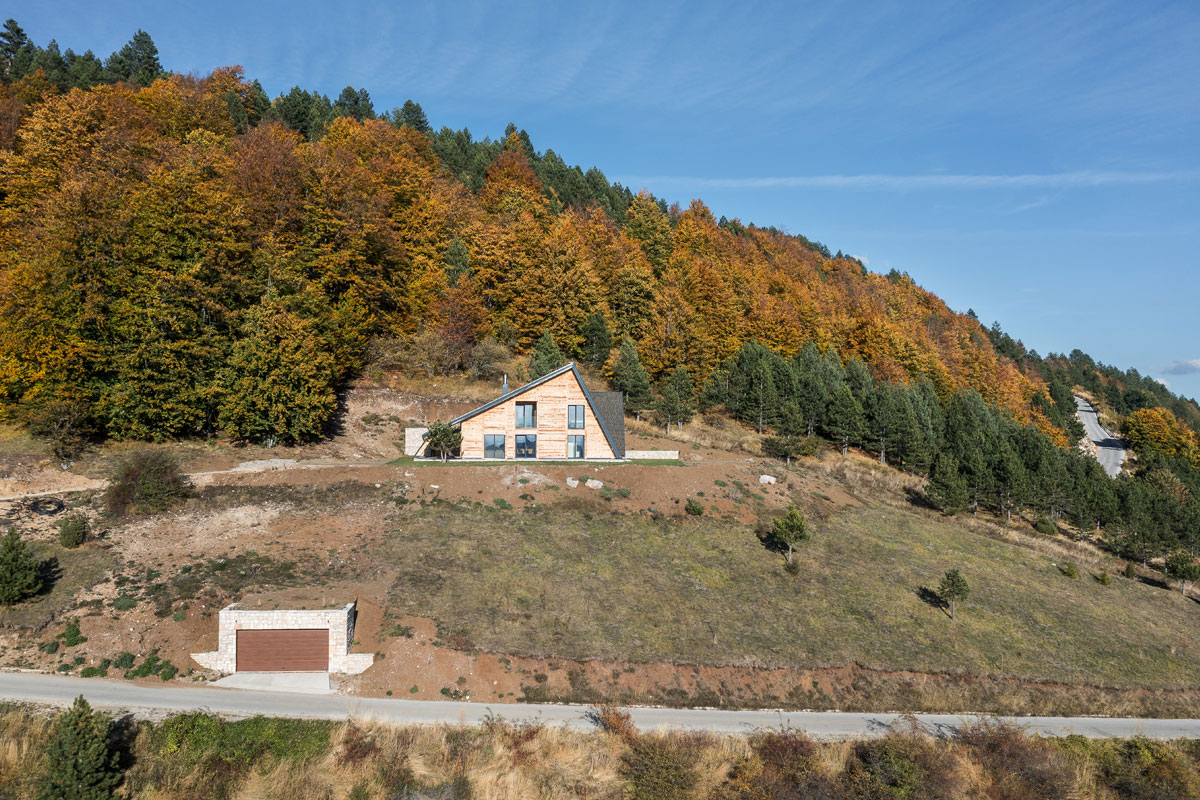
[[903, 487, 940, 512], [35, 556, 61, 598], [916, 586, 950, 618]]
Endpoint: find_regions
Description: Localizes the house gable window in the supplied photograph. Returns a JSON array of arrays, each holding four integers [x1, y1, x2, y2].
[[568, 404, 585, 429], [515, 434, 537, 459], [568, 434, 584, 459], [515, 402, 537, 429], [484, 434, 505, 459]]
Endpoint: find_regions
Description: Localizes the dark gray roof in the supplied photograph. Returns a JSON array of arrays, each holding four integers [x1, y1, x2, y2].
[[449, 362, 626, 458], [590, 392, 626, 458]]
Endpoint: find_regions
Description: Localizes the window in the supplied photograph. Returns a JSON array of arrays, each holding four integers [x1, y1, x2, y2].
[[515, 434, 537, 459], [568, 435, 585, 459], [515, 402, 537, 429], [568, 404, 585, 429], [484, 434, 505, 459]]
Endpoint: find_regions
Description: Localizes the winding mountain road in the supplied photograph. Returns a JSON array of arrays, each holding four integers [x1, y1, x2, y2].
[[0, 672, 1196, 739], [1075, 396, 1126, 477]]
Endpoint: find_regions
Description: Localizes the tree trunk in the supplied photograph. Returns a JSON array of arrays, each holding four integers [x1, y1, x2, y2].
[[950, 599, 956, 620], [841, 438, 848, 457], [786, 544, 793, 564]]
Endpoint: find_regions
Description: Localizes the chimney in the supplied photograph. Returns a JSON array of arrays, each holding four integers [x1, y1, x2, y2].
[[502, 374, 509, 396]]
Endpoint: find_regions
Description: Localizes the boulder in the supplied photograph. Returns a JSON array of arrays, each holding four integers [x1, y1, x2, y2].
[[759, 474, 777, 485]]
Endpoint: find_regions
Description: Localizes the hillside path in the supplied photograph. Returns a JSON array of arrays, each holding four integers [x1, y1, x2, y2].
[[1075, 396, 1126, 477], [0, 672, 1196, 739], [0, 458, 389, 503]]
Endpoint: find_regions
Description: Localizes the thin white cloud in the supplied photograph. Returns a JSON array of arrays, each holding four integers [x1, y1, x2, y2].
[[1163, 359, 1200, 375], [618, 170, 1200, 191]]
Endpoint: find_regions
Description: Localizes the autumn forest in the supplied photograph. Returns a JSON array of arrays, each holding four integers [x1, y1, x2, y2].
[[2, 22, 1200, 566]]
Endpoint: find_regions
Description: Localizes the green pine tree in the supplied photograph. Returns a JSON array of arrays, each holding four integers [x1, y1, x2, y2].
[[104, 29, 164, 86], [654, 365, 695, 435], [581, 311, 613, 368], [0, 19, 31, 83], [762, 401, 808, 465], [825, 384, 865, 456], [992, 442, 1029, 525], [926, 454, 969, 515], [0, 528, 42, 606], [444, 237, 470, 286], [611, 337, 652, 420], [937, 569, 970, 621], [745, 359, 779, 434], [399, 99, 431, 133], [529, 331, 566, 378], [770, 506, 810, 564], [36, 696, 121, 800]]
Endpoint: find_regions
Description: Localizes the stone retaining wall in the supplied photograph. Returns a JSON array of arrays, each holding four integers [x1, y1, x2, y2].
[[191, 602, 374, 674], [626, 450, 680, 460]]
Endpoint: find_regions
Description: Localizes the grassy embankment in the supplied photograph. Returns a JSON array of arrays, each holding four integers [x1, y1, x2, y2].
[[379, 496, 1200, 715], [1, 705, 1199, 800]]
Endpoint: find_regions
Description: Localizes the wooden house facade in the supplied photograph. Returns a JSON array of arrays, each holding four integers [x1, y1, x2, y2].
[[445, 363, 625, 461]]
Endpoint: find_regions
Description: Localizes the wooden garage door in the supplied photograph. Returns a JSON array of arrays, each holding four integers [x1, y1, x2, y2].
[[236, 629, 328, 672]]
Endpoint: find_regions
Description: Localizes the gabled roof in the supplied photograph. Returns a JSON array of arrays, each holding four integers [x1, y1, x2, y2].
[[449, 362, 624, 458]]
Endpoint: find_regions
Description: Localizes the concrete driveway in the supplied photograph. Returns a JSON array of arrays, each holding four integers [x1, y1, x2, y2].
[[212, 672, 332, 694]]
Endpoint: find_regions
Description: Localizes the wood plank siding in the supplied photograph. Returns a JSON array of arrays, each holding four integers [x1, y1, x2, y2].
[[458, 369, 617, 460]]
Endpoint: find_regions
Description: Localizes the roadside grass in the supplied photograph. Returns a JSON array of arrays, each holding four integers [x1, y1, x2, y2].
[[379, 502, 1200, 690], [2, 706, 1199, 800], [0, 543, 113, 629]]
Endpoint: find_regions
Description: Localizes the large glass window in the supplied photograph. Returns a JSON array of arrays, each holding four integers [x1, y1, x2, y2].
[[568, 435, 585, 459], [515, 402, 537, 429], [484, 434, 505, 459], [515, 434, 537, 459], [568, 404, 585, 429]]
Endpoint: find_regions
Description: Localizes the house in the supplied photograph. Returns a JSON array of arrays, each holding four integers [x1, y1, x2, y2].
[[417, 362, 626, 460]]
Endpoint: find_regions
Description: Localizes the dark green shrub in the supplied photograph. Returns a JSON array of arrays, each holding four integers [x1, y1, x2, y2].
[[1124, 561, 1137, 579], [111, 595, 136, 611], [38, 641, 59, 655], [158, 662, 177, 681], [1097, 569, 1112, 586], [1062, 562, 1079, 579], [1033, 517, 1057, 536], [113, 652, 135, 670], [104, 449, 191, 517], [57, 514, 89, 548], [58, 621, 87, 647], [684, 498, 703, 516]]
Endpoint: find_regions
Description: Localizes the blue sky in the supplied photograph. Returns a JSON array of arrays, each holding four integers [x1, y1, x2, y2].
[[18, 1, 1200, 399]]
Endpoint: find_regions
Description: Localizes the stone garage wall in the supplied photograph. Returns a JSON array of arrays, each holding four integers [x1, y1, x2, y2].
[[404, 427, 429, 457], [191, 602, 374, 674]]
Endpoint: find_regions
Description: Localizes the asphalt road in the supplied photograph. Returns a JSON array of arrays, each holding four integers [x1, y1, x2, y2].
[[1075, 396, 1126, 477], [1, 672, 1197, 739]]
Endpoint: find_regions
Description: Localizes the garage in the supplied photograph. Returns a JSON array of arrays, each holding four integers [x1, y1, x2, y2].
[[235, 629, 329, 672]]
